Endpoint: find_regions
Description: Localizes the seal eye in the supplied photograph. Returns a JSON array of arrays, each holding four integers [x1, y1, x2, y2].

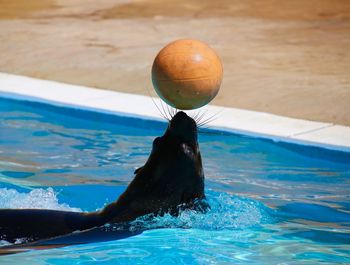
[[181, 143, 195, 158]]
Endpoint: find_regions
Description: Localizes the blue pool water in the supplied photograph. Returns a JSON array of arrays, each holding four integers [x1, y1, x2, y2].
[[0, 97, 349, 264]]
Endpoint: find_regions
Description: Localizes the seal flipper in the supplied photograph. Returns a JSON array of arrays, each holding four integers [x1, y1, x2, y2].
[[0, 224, 142, 255], [0, 209, 104, 243]]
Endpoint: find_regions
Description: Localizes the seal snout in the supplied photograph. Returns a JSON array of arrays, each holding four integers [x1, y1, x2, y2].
[[168, 111, 197, 143]]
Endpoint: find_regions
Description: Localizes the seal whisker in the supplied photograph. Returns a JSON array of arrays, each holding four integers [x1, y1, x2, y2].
[[171, 107, 179, 119], [191, 110, 201, 123], [152, 96, 170, 121], [195, 109, 208, 123], [172, 105, 177, 118], [172, 106, 176, 118], [146, 87, 169, 121], [198, 108, 224, 127], [198, 116, 219, 127], [196, 109, 209, 124], [198, 115, 217, 127], [160, 100, 171, 120], [198, 120, 215, 128], [167, 103, 175, 119], [165, 103, 171, 118]]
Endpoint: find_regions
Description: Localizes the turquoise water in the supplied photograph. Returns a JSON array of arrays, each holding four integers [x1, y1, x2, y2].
[[0, 97, 349, 264]]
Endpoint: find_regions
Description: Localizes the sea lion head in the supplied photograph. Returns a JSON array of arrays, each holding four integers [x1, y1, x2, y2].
[[102, 111, 208, 223], [167, 110, 198, 144]]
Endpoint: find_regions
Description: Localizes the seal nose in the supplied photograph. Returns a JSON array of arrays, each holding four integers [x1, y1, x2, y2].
[[173, 111, 188, 119], [169, 111, 197, 143], [171, 111, 194, 127]]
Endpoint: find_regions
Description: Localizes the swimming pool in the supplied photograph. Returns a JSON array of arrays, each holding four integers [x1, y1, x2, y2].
[[0, 97, 349, 264]]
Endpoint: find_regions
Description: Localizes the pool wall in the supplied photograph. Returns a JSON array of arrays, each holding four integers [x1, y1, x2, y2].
[[1, 72, 350, 153]]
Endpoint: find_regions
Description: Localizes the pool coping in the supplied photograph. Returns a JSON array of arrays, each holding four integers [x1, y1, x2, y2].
[[1, 72, 350, 153]]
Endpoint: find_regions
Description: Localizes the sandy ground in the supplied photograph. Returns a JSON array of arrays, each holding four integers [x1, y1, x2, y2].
[[0, 0, 349, 125]]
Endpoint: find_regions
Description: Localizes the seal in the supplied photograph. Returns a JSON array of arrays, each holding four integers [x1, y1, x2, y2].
[[0, 111, 208, 246]]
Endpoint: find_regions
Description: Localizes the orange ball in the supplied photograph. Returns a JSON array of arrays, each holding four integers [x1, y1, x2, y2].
[[152, 39, 223, 110]]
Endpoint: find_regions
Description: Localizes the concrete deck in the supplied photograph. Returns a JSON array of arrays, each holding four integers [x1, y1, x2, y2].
[[1, 0, 350, 126], [1, 73, 349, 152]]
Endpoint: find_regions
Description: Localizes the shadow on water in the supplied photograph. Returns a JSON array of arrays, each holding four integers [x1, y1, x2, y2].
[[0, 225, 143, 255]]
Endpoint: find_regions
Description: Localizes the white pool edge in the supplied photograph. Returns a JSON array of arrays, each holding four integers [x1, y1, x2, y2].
[[1, 72, 350, 153]]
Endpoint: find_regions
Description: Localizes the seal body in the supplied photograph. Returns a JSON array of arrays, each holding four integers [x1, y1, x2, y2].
[[100, 111, 208, 223], [0, 111, 207, 245]]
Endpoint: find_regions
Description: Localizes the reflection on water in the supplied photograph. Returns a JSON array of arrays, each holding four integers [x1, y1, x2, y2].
[[0, 98, 350, 263]]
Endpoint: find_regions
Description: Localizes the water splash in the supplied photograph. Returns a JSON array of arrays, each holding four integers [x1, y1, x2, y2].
[[0, 187, 81, 212], [125, 190, 272, 232], [0, 186, 271, 234]]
